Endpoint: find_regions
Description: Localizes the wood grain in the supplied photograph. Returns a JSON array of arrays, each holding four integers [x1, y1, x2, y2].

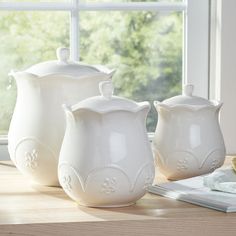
[[0, 158, 235, 236]]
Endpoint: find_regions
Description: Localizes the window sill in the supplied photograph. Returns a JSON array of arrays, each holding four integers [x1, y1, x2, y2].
[[0, 135, 8, 145]]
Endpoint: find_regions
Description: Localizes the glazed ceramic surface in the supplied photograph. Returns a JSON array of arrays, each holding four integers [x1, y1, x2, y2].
[[153, 84, 226, 180], [8, 48, 114, 186], [58, 81, 155, 207]]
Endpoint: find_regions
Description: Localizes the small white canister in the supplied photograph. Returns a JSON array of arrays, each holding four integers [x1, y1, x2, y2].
[[153, 84, 226, 180], [58, 81, 155, 207]]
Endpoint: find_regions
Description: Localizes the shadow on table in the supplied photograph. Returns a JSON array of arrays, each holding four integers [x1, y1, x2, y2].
[[0, 162, 16, 168], [30, 184, 71, 201], [76, 195, 224, 221], [76, 197, 187, 220]]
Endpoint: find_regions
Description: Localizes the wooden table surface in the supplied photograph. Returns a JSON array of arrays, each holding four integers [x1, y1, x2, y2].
[[0, 158, 236, 236]]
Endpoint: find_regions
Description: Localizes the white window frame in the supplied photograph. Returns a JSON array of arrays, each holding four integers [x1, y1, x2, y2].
[[0, 0, 210, 159], [209, 0, 236, 154]]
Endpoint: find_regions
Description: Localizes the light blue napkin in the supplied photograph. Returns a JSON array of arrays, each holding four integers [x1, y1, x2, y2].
[[203, 168, 236, 194]]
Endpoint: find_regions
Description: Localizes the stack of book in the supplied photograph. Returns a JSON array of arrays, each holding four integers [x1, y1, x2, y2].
[[148, 174, 236, 213]]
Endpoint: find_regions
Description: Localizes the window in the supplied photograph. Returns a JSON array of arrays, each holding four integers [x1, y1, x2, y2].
[[0, 0, 209, 158]]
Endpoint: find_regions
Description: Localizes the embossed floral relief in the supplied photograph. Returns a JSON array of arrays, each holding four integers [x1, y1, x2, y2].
[[143, 173, 154, 189], [61, 174, 72, 192], [101, 177, 117, 194], [210, 159, 220, 172], [177, 157, 188, 171], [25, 149, 38, 170]]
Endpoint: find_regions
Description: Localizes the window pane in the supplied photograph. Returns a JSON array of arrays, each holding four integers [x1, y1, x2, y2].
[[80, 11, 183, 132], [1, 0, 68, 2], [82, 0, 183, 2], [0, 11, 69, 135]]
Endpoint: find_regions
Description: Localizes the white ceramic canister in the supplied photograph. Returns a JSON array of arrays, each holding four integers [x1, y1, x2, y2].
[[153, 84, 226, 180], [58, 81, 155, 207], [8, 47, 114, 186]]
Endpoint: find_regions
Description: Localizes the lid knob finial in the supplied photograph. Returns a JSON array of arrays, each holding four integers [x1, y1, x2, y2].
[[99, 81, 114, 99], [56, 47, 70, 63], [183, 84, 194, 96]]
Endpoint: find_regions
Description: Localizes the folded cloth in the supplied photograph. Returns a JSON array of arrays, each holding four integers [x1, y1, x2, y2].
[[204, 167, 236, 194]]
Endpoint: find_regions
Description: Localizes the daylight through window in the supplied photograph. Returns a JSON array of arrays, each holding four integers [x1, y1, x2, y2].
[[0, 0, 185, 134]]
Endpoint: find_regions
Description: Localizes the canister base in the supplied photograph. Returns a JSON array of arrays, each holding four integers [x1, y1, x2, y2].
[[77, 202, 135, 208]]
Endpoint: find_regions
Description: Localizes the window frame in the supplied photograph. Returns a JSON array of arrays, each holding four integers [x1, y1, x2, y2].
[[0, 0, 210, 159], [209, 0, 236, 154]]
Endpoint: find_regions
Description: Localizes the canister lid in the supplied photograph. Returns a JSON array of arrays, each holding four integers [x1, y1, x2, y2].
[[25, 47, 107, 77], [71, 80, 149, 113], [162, 84, 213, 106]]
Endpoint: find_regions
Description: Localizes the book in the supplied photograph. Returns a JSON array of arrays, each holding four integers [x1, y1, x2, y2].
[[148, 175, 236, 213]]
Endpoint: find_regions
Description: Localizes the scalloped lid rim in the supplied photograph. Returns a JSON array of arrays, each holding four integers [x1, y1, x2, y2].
[[162, 95, 214, 106], [26, 60, 101, 77], [162, 84, 213, 106], [23, 47, 111, 77], [71, 96, 150, 113], [70, 81, 150, 113]]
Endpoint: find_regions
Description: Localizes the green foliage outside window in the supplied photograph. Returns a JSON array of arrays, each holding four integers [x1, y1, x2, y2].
[[0, 10, 182, 134]]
